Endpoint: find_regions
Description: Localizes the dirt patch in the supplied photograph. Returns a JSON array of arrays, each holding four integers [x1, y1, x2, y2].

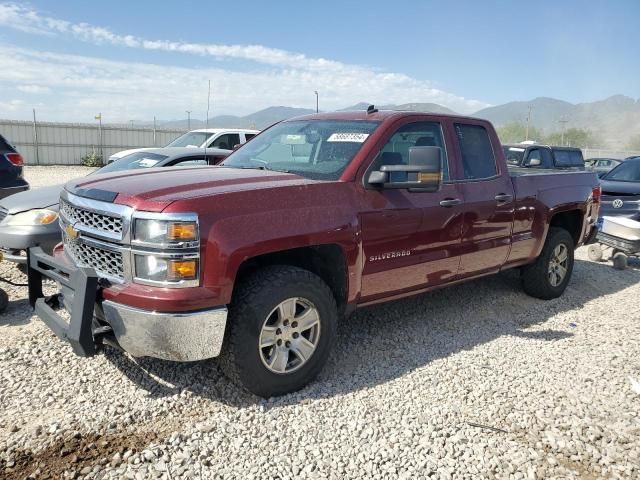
[[0, 430, 160, 479]]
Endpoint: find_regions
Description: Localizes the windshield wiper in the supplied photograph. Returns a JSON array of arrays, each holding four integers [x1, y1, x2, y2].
[[238, 165, 289, 173]]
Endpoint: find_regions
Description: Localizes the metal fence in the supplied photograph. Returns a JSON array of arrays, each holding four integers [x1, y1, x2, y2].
[[582, 148, 640, 160], [0, 119, 186, 165]]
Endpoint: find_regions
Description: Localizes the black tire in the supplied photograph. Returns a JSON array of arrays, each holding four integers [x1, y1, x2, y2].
[[612, 252, 628, 271], [219, 265, 338, 398], [0, 289, 8, 314], [522, 227, 575, 300]]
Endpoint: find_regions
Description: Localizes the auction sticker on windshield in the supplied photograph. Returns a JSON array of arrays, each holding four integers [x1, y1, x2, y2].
[[327, 133, 370, 143]]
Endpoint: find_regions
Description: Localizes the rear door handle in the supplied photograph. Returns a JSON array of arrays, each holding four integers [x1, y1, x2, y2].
[[495, 193, 514, 204], [439, 198, 463, 208]]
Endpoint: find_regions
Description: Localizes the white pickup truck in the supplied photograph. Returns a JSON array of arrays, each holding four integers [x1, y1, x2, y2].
[[108, 128, 259, 163]]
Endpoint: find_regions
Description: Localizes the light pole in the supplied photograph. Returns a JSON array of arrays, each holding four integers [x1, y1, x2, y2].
[[186, 110, 191, 131], [314, 91, 319, 113], [558, 118, 569, 145], [525, 105, 532, 141]]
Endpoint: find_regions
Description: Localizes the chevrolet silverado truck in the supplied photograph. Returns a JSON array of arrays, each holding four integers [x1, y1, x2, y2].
[[27, 108, 601, 397]]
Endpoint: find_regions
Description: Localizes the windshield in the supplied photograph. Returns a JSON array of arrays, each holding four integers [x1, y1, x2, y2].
[[97, 152, 169, 174], [603, 160, 640, 182], [166, 132, 211, 148], [552, 149, 584, 167], [503, 146, 525, 166], [221, 120, 380, 180]]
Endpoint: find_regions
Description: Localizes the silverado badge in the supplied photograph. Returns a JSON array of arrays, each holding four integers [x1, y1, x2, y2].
[[369, 250, 411, 262], [65, 224, 79, 240]]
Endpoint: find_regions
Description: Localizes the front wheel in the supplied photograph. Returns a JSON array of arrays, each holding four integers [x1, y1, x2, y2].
[[522, 227, 575, 300], [220, 265, 338, 397]]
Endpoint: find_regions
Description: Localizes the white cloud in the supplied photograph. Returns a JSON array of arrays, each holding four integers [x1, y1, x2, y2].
[[16, 84, 50, 94], [0, 3, 491, 120]]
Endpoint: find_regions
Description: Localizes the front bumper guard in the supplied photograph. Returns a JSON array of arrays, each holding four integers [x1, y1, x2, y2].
[[27, 247, 228, 361], [27, 246, 101, 357]]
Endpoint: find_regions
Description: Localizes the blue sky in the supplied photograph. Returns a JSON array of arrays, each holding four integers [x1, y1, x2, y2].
[[0, 0, 638, 122]]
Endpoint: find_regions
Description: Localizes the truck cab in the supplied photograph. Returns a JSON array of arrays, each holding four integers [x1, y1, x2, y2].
[[503, 144, 585, 170]]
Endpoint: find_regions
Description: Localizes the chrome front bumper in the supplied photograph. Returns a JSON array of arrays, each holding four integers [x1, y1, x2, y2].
[[100, 301, 227, 361], [27, 246, 227, 362]]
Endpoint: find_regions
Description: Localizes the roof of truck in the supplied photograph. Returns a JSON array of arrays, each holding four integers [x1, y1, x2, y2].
[[287, 109, 484, 123], [503, 143, 583, 152]]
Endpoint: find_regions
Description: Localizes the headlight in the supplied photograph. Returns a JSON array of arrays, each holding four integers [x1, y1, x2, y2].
[[134, 254, 198, 284], [3, 209, 58, 226], [134, 219, 198, 246]]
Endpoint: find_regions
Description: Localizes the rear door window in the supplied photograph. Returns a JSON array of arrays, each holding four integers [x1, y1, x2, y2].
[[553, 149, 584, 167], [455, 124, 497, 180]]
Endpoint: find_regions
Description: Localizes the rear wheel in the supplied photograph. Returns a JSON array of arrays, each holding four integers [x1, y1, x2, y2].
[[612, 252, 628, 270], [522, 227, 575, 300], [220, 265, 338, 397]]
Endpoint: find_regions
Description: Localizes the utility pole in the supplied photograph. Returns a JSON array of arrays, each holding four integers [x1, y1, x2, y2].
[[558, 118, 569, 145], [95, 113, 103, 160], [525, 105, 532, 141], [314, 91, 319, 113], [32, 108, 39, 165], [206, 80, 211, 129], [153, 116, 157, 146], [186, 110, 191, 131]]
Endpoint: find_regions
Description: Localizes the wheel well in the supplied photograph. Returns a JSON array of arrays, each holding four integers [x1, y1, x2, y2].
[[234, 245, 348, 312], [549, 210, 583, 245]]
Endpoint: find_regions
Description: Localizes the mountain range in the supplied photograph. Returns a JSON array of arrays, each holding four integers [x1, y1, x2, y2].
[[155, 95, 640, 149]]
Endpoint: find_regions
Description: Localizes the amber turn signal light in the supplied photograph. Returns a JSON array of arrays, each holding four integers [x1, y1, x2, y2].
[[168, 260, 198, 281]]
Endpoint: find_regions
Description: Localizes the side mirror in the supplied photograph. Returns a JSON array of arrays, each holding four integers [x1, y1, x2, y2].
[[232, 143, 244, 151], [527, 158, 541, 167], [368, 146, 442, 192]]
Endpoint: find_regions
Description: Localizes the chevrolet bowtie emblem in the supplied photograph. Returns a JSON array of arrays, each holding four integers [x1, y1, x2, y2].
[[65, 224, 79, 240]]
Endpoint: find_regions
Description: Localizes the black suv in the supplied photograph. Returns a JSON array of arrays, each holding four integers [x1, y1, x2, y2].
[[0, 133, 29, 200], [503, 144, 585, 170]]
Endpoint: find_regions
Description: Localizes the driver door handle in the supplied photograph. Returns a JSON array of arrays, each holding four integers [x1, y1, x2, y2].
[[495, 193, 514, 204], [439, 198, 463, 208]]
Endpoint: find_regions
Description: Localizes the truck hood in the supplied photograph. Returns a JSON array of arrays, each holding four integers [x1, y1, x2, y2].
[[65, 166, 318, 211], [0, 184, 62, 214]]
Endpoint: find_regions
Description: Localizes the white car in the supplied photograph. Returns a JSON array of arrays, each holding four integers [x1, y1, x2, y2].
[[108, 128, 260, 163]]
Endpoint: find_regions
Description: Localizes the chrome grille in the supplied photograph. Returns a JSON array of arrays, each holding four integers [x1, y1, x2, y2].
[[63, 233, 125, 280], [0, 206, 7, 223], [60, 200, 123, 235]]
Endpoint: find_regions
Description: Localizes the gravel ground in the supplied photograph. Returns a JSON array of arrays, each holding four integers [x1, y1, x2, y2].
[[1, 167, 639, 479]]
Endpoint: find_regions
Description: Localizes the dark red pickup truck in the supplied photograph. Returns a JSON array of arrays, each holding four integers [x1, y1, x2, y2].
[[28, 109, 600, 397]]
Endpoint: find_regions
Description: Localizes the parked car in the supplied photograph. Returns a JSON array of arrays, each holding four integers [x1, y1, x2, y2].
[[503, 144, 585, 170], [107, 128, 259, 163], [586, 157, 623, 178], [0, 148, 230, 266], [0, 133, 29, 200], [28, 109, 600, 397], [598, 156, 640, 219]]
